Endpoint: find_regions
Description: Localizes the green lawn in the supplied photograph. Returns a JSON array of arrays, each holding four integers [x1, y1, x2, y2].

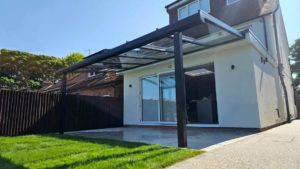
[[0, 134, 203, 169]]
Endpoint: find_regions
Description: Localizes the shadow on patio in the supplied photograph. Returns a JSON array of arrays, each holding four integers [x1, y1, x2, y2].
[[66, 127, 257, 149]]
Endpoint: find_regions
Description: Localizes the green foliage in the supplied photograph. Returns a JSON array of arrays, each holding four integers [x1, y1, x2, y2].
[[27, 80, 41, 90], [0, 49, 84, 91], [290, 39, 300, 61], [64, 53, 84, 66], [0, 76, 18, 90], [0, 135, 202, 169], [290, 39, 300, 89]]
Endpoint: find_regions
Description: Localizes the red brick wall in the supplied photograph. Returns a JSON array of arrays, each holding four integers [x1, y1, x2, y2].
[[70, 83, 123, 98], [166, 0, 265, 38]]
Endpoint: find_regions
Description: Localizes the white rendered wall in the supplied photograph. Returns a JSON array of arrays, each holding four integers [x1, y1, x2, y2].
[[123, 11, 296, 129], [253, 8, 296, 128], [252, 48, 287, 128], [274, 8, 297, 120], [123, 42, 261, 128]]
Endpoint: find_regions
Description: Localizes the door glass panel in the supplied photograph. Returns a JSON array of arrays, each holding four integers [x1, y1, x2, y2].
[[142, 76, 159, 122], [160, 73, 177, 122]]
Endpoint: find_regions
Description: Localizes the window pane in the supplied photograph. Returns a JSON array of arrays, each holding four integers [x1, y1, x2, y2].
[[188, 1, 199, 15], [200, 0, 210, 13], [160, 73, 177, 122], [227, 0, 239, 5], [142, 76, 159, 122], [178, 6, 188, 20]]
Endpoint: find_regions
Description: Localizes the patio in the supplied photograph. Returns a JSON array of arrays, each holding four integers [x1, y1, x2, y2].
[[66, 127, 256, 150]]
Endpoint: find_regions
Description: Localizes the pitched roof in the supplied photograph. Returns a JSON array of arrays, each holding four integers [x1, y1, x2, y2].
[[40, 72, 122, 93]]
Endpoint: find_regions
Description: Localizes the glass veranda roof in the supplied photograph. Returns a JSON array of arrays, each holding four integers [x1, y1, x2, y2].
[[59, 11, 244, 74]]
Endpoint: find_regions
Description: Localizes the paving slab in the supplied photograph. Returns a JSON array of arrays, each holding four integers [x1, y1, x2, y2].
[[167, 120, 300, 169], [66, 126, 255, 149]]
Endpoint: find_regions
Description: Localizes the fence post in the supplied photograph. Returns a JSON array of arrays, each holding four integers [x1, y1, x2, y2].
[[60, 73, 67, 134]]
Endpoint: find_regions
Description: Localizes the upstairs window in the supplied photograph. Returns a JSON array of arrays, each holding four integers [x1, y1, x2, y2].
[[178, 0, 210, 20], [227, 0, 240, 5]]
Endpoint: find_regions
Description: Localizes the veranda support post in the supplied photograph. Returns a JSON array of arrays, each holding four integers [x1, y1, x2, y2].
[[174, 32, 187, 148]]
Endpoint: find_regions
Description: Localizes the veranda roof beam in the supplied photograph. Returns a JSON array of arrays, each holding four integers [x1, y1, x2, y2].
[[100, 61, 144, 65], [58, 11, 243, 74], [182, 35, 210, 46], [140, 45, 174, 53], [200, 11, 243, 38], [169, 35, 209, 47], [58, 12, 204, 74], [117, 55, 163, 61]]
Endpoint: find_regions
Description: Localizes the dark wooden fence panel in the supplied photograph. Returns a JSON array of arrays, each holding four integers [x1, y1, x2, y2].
[[64, 95, 123, 132], [0, 90, 123, 136]]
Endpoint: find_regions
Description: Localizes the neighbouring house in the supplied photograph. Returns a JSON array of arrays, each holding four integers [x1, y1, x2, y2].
[[59, 0, 296, 135], [41, 71, 123, 98]]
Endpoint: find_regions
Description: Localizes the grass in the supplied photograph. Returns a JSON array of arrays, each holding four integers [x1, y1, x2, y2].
[[0, 134, 203, 169]]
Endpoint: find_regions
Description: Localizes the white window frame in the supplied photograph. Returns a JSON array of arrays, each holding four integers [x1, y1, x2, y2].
[[140, 74, 160, 123], [178, 0, 211, 20], [88, 72, 95, 78], [87, 71, 101, 78], [227, 0, 240, 5]]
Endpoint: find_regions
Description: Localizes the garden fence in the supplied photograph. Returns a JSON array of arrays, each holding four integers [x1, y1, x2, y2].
[[0, 90, 123, 136]]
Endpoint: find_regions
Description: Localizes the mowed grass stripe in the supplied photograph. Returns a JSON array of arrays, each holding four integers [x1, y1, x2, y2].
[[0, 134, 203, 169], [26, 145, 164, 169]]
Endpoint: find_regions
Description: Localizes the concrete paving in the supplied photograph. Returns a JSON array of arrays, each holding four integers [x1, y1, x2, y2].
[[168, 120, 300, 169], [66, 127, 255, 149]]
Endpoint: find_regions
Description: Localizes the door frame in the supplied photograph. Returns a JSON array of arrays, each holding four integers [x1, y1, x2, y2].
[[140, 63, 219, 125]]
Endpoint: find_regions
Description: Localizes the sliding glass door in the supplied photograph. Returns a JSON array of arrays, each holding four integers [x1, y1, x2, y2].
[[141, 73, 177, 123], [160, 73, 177, 122], [141, 64, 218, 124], [141, 76, 159, 122]]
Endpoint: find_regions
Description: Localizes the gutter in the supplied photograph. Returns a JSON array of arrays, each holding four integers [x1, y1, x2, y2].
[[272, 0, 291, 122]]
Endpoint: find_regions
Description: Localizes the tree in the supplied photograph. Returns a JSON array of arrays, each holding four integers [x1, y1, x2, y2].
[[0, 49, 84, 91], [64, 53, 84, 66], [27, 80, 41, 90], [0, 76, 18, 90], [290, 39, 300, 90]]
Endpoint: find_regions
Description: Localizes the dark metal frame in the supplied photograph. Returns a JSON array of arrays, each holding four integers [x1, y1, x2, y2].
[[58, 11, 243, 74], [141, 45, 174, 53], [174, 32, 187, 147], [58, 11, 244, 147]]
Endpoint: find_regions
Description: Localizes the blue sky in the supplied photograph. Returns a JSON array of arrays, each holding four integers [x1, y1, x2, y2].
[[0, 0, 299, 57]]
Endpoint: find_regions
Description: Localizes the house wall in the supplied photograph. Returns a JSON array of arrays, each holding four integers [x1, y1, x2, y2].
[[275, 8, 296, 120], [252, 47, 287, 128], [123, 41, 261, 128], [167, 0, 268, 39], [123, 2, 295, 129], [167, 0, 265, 25], [252, 8, 296, 128]]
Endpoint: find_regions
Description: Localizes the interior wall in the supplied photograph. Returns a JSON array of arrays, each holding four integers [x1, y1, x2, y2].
[[185, 69, 218, 124]]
